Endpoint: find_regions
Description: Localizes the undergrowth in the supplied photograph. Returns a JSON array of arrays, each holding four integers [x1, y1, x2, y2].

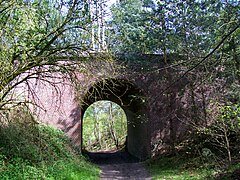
[[147, 131, 240, 180], [146, 155, 215, 180], [0, 108, 100, 180], [146, 153, 240, 180], [146, 102, 240, 179]]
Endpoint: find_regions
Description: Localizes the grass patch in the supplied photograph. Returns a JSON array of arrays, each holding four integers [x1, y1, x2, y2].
[[213, 162, 240, 180], [0, 109, 100, 179], [45, 158, 99, 180], [146, 155, 240, 180], [146, 155, 217, 180]]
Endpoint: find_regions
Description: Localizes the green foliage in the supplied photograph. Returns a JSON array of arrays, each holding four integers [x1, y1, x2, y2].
[[83, 100, 127, 151], [220, 103, 240, 127], [0, 108, 100, 179], [226, 83, 240, 102], [216, 163, 240, 179], [109, 0, 239, 59], [146, 156, 215, 179], [147, 154, 240, 179], [0, 155, 100, 180], [185, 101, 240, 164], [45, 158, 99, 180], [0, 0, 94, 110], [110, 0, 155, 53]]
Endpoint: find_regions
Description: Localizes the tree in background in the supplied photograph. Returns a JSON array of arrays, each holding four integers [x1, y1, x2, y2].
[[108, 0, 239, 58], [0, 0, 112, 111], [83, 100, 127, 152], [109, 0, 156, 53], [87, 0, 108, 52]]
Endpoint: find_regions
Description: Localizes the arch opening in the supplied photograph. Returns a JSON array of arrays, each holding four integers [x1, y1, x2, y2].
[[81, 79, 150, 160], [82, 100, 127, 152]]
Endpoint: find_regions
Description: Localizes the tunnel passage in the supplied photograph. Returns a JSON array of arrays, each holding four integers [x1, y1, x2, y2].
[[81, 79, 150, 160]]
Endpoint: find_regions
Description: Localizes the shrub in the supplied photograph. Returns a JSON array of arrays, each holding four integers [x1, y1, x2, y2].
[[186, 102, 240, 164]]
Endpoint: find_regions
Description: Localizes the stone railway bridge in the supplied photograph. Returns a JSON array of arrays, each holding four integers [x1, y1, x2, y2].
[[26, 54, 210, 160]]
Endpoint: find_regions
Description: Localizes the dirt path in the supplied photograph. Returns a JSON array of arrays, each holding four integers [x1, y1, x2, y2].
[[87, 151, 152, 180]]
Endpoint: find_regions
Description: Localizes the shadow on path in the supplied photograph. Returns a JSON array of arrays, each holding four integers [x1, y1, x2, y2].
[[86, 151, 152, 180]]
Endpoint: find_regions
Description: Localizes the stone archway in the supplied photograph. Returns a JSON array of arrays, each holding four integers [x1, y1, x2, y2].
[[81, 78, 150, 160]]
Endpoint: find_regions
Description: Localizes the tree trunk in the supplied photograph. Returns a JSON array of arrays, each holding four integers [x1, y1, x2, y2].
[[90, 0, 95, 51], [108, 102, 118, 148], [100, 2, 106, 51]]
